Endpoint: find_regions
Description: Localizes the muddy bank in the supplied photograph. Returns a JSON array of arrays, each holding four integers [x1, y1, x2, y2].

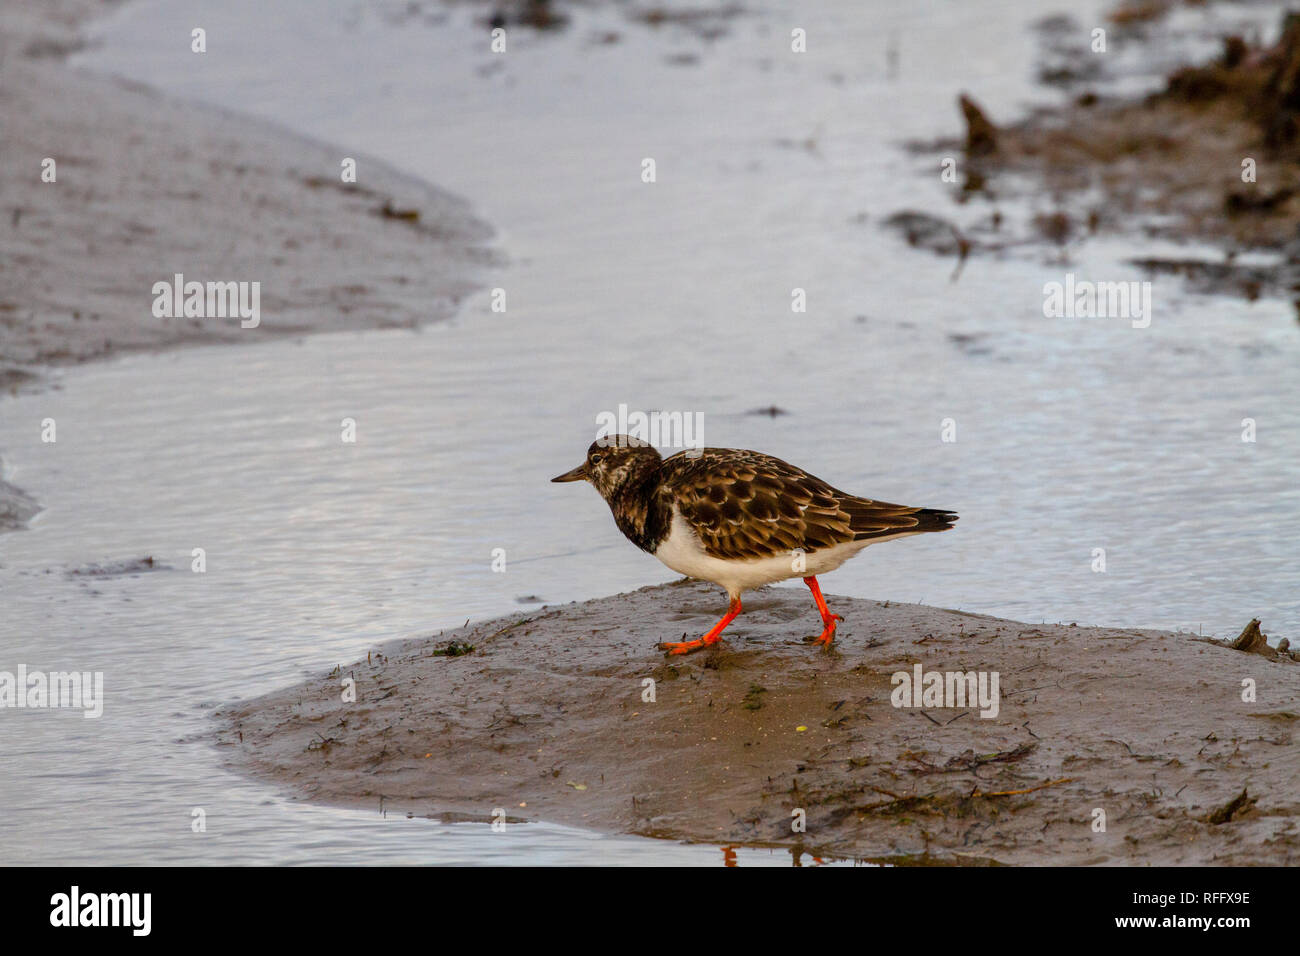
[[0, 0, 497, 527], [900, 9, 1300, 306], [0, 1, 494, 374], [220, 580, 1300, 865]]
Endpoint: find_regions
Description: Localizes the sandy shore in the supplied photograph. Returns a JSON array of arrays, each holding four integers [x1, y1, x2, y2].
[[0, 0, 496, 529], [220, 579, 1300, 864]]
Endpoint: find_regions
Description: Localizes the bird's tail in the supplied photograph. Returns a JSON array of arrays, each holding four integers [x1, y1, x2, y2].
[[910, 507, 958, 533], [842, 498, 958, 540]]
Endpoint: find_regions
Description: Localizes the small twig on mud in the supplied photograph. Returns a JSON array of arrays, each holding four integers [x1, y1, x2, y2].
[[856, 793, 938, 814], [970, 777, 1073, 798], [942, 743, 1036, 773]]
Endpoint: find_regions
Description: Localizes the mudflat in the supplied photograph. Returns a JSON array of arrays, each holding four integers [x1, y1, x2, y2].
[[0, 0, 495, 529], [219, 579, 1300, 864]]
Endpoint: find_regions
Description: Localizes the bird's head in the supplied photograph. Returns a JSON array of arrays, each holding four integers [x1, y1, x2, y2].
[[551, 434, 663, 500]]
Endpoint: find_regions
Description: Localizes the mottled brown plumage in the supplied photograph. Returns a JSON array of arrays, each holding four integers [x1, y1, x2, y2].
[[658, 446, 956, 561]]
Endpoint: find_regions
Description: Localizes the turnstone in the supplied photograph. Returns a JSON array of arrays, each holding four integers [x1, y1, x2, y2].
[[552, 435, 957, 654]]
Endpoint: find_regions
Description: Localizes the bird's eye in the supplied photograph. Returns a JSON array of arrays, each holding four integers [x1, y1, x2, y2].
[[590, 454, 603, 464]]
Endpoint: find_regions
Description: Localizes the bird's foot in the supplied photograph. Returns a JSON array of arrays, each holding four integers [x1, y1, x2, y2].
[[661, 598, 741, 655], [813, 614, 844, 647], [659, 637, 717, 655]]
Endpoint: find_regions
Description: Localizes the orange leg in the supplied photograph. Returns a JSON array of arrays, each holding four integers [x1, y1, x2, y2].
[[803, 576, 843, 646], [660, 597, 742, 655]]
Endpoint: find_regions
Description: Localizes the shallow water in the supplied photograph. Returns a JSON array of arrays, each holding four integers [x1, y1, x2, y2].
[[2, 0, 1297, 865]]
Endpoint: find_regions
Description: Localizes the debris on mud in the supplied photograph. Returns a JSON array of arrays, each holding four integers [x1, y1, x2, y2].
[[898, 11, 1300, 305], [1220, 618, 1297, 662]]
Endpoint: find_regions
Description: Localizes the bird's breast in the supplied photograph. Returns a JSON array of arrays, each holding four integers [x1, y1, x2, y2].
[[653, 509, 812, 593]]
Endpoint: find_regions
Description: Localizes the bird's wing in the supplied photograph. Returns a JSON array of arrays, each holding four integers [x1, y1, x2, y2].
[[660, 448, 949, 561]]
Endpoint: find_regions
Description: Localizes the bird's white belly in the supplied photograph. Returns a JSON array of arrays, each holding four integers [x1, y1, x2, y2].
[[652, 510, 905, 596]]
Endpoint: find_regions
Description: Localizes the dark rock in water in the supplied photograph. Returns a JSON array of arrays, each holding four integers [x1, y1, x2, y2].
[[1038, 60, 1103, 88], [882, 211, 968, 256], [487, 1, 566, 31], [515, 595, 545, 604], [958, 93, 998, 156], [961, 167, 987, 196], [1223, 35, 1248, 70], [520, 0, 565, 31], [947, 332, 993, 357], [1033, 210, 1073, 246], [0, 470, 41, 532], [379, 201, 419, 222], [66, 556, 170, 578], [0, 366, 39, 395], [1129, 256, 1293, 300], [1225, 187, 1296, 216]]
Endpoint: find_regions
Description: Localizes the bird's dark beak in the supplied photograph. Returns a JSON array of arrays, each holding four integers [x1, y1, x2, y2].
[[551, 463, 588, 483]]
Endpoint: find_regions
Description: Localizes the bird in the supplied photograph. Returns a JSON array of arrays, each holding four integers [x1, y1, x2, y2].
[[551, 434, 957, 654]]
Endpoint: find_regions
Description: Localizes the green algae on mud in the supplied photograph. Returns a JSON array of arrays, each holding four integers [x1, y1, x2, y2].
[[219, 580, 1300, 865]]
